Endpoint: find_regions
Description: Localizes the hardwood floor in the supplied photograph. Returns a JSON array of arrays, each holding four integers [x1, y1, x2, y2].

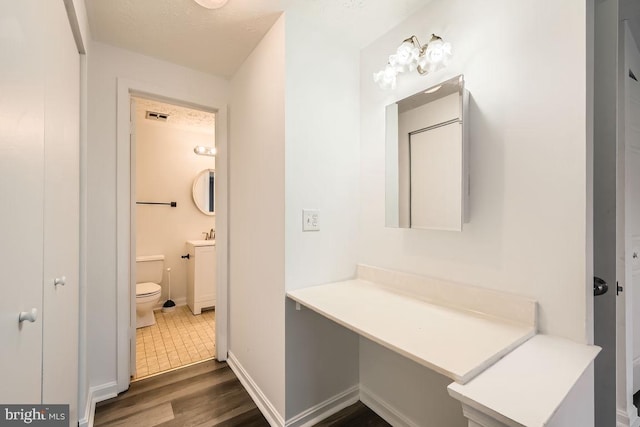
[[314, 401, 390, 427], [94, 359, 267, 426], [94, 359, 389, 427]]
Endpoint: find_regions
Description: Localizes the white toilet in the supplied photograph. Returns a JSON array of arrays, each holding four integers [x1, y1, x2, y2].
[[135, 255, 164, 328]]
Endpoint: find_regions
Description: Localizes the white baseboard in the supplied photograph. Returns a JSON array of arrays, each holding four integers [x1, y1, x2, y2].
[[360, 384, 420, 427], [285, 385, 359, 427], [617, 407, 640, 427], [618, 408, 630, 427], [78, 381, 118, 427], [227, 351, 285, 427]]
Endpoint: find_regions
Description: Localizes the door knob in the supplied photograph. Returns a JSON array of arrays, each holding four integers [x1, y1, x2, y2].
[[18, 308, 38, 323], [54, 276, 66, 286], [594, 277, 608, 296]]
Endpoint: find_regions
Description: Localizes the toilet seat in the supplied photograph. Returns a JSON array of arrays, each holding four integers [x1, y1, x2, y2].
[[136, 282, 161, 297]]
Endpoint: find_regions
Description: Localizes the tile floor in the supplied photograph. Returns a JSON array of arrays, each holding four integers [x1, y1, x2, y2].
[[134, 305, 215, 380]]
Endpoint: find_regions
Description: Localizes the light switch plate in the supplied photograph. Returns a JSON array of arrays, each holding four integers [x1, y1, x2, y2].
[[302, 209, 320, 231]]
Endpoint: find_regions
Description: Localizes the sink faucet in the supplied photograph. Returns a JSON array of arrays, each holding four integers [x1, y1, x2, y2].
[[202, 229, 215, 240]]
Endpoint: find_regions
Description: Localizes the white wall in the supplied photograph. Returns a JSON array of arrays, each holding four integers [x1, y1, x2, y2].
[[283, 10, 362, 419], [359, 0, 590, 424], [360, 338, 466, 427], [229, 14, 286, 420], [86, 41, 228, 390], [135, 109, 215, 306], [361, 0, 589, 342]]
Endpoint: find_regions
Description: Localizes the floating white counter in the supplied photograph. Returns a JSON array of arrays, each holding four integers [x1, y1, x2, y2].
[[287, 265, 537, 384], [287, 265, 600, 426], [448, 334, 600, 427]]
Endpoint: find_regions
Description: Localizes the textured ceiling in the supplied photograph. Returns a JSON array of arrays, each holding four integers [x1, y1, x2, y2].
[[85, 0, 430, 78], [86, 0, 281, 78], [133, 97, 215, 133]]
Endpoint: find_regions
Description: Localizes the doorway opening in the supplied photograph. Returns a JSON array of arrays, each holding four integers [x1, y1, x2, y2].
[[115, 77, 229, 393], [130, 96, 218, 380]]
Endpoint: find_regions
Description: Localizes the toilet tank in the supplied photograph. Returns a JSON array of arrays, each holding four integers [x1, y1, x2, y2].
[[135, 255, 164, 284]]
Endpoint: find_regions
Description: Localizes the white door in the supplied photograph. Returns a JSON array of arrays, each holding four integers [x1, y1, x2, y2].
[[628, 73, 640, 393], [0, 1, 46, 403], [0, 1, 80, 423], [616, 24, 640, 425], [41, 0, 80, 423]]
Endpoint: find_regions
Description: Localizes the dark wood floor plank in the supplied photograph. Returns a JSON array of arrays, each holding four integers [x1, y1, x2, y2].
[[163, 397, 260, 427], [211, 407, 270, 427], [314, 401, 390, 427], [95, 367, 233, 417], [98, 359, 226, 404], [103, 402, 174, 427], [159, 382, 256, 426], [94, 367, 236, 425], [94, 359, 384, 427]]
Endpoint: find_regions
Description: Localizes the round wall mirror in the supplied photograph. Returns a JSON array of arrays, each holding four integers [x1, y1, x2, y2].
[[192, 169, 215, 215]]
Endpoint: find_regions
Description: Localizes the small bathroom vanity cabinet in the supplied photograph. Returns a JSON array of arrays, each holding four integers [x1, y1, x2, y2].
[[186, 240, 216, 315]]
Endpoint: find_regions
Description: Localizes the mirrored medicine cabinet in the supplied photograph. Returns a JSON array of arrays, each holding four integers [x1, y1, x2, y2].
[[385, 74, 469, 231]]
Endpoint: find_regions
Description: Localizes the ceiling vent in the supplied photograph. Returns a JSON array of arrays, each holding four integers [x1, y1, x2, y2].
[[145, 111, 169, 121]]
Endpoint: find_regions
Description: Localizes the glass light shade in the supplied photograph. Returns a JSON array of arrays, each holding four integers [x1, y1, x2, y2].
[[423, 39, 452, 72], [373, 64, 398, 89], [373, 34, 452, 89], [194, 145, 217, 156], [390, 41, 420, 72], [193, 0, 229, 9]]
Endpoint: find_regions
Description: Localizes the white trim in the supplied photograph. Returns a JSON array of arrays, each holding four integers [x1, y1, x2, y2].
[[617, 407, 640, 427], [78, 381, 118, 427], [115, 77, 229, 391], [116, 78, 132, 392], [285, 385, 359, 427], [618, 23, 640, 427], [359, 384, 421, 427], [214, 104, 229, 362], [619, 408, 632, 427], [227, 351, 285, 427], [77, 43, 90, 427]]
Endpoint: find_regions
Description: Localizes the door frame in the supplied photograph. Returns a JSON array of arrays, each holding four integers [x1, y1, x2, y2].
[[616, 20, 640, 427], [115, 78, 229, 391]]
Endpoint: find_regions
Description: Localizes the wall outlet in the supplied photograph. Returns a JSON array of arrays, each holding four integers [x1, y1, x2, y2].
[[302, 209, 320, 231]]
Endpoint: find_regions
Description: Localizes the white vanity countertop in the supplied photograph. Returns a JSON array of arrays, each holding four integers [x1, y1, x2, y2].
[[287, 278, 536, 384], [187, 240, 215, 247], [447, 334, 600, 427]]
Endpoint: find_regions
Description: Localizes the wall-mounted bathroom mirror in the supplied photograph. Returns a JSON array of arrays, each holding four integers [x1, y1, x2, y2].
[[192, 169, 215, 216], [385, 74, 469, 231]]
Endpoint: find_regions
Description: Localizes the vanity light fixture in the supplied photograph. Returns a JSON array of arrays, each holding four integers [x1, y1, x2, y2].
[[194, 145, 217, 156], [373, 34, 452, 89], [193, 0, 229, 9]]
